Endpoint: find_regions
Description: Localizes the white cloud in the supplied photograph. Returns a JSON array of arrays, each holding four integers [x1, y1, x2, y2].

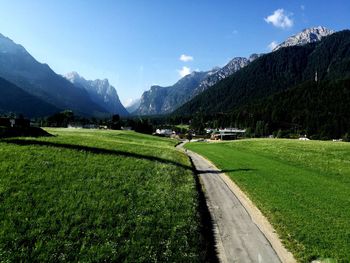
[[178, 66, 191, 77], [268, 41, 278, 51], [264, 9, 294, 29], [179, 54, 194, 62]]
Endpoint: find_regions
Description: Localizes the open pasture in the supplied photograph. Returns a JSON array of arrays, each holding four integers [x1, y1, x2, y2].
[[0, 129, 201, 262], [186, 139, 350, 262]]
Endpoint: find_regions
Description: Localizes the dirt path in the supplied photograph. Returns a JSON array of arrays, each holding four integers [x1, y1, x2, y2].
[[177, 142, 296, 263]]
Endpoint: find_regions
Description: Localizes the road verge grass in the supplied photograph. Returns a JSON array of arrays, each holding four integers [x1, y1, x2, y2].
[[186, 139, 350, 262]]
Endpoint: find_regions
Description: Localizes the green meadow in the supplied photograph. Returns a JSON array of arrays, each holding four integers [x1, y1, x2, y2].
[[0, 129, 201, 262], [186, 139, 350, 263]]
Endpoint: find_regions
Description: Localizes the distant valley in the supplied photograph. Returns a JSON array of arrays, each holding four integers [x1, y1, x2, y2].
[[0, 33, 128, 117], [0, 25, 345, 130]]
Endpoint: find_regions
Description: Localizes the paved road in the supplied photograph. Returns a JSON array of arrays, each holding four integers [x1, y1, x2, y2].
[[178, 143, 281, 263]]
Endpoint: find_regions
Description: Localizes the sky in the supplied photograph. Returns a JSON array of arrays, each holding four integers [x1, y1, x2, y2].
[[0, 0, 349, 106]]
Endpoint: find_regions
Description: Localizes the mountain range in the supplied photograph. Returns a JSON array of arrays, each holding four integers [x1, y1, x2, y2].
[[173, 30, 350, 138], [134, 26, 333, 116], [0, 33, 127, 118], [0, 76, 59, 117], [64, 72, 128, 116], [0, 26, 341, 122], [135, 70, 216, 115], [134, 57, 255, 115]]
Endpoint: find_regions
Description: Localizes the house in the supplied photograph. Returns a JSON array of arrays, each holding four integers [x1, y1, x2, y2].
[[211, 128, 246, 140], [205, 128, 216, 134], [155, 129, 174, 137]]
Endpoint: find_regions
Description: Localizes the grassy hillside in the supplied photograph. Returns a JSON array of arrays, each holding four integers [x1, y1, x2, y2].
[[0, 129, 201, 262], [186, 139, 350, 262]]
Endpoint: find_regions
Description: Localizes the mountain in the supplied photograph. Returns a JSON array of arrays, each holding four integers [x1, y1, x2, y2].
[[273, 26, 334, 51], [193, 56, 257, 96], [173, 30, 350, 138], [0, 33, 107, 117], [135, 57, 256, 116], [232, 78, 350, 139], [192, 27, 333, 97], [64, 72, 128, 116], [125, 98, 141, 114], [135, 70, 215, 115], [135, 26, 334, 117], [0, 77, 59, 117]]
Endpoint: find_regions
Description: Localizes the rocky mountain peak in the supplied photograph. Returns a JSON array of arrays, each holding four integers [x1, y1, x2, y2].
[[64, 72, 128, 116], [65, 71, 84, 83], [273, 26, 334, 51]]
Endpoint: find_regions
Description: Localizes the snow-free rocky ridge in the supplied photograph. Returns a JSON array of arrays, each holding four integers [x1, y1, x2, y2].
[[65, 72, 128, 116], [273, 26, 334, 51]]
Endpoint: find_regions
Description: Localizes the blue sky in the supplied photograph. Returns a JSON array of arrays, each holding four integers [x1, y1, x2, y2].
[[0, 0, 349, 105]]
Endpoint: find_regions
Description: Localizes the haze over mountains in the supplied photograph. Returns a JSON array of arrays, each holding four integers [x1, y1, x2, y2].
[[125, 98, 141, 114], [64, 72, 128, 116], [0, 77, 59, 117], [133, 26, 334, 116], [135, 70, 216, 115], [0, 33, 127, 117], [134, 57, 253, 115]]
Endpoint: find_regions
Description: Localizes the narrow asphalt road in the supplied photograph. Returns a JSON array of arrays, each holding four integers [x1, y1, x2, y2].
[[177, 142, 282, 263]]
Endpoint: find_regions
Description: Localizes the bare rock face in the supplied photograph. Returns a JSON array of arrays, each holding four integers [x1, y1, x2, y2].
[[273, 26, 334, 51], [136, 71, 213, 115], [65, 72, 129, 116], [135, 57, 255, 115], [194, 57, 251, 95]]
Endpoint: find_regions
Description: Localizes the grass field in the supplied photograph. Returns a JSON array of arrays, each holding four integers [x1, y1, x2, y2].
[[186, 139, 350, 263], [0, 128, 201, 262]]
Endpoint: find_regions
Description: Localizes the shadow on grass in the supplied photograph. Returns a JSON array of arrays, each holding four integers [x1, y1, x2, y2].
[[2, 138, 193, 171], [197, 168, 256, 174]]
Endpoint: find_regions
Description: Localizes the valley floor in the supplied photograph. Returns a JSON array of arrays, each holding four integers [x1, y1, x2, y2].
[[186, 139, 350, 262], [0, 129, 202, 262], [179, 142, 284, 263]]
